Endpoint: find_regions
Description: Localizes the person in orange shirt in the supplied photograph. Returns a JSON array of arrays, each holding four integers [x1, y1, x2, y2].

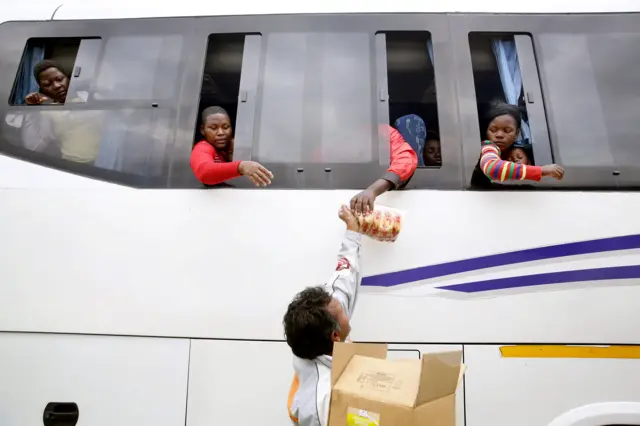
[[350, 124, 418, 215]]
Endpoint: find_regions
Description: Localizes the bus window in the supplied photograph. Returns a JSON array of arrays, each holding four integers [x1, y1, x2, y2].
[[468, 32, 554, 188], [10, 37, 100, 106], [93, 35, 182, 101], [2, 32, 186, 187], [195, 34, 261, 163], [255, 32, 376, 165], [469, 34, 535, 162], [536, 32, 640, 179], [382, 31, 441, 169]]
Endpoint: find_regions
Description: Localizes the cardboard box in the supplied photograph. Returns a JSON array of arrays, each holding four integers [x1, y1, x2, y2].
[[328, 342, 465, 426]]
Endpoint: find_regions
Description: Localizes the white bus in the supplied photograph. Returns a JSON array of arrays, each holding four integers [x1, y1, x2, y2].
[[2, 1, 640, 425]]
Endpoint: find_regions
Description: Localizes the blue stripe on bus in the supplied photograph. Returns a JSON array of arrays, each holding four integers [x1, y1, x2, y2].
[[438, 265, 640, 293], [362, 234, 640, 288]]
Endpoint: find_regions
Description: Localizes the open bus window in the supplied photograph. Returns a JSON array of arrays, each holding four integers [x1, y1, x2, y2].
[[9, 37, 91, 106], [468, 32, 555, 188], [469, 33, 536, 163], [381, 31, 441, 169], [195, 33, 261, 161]]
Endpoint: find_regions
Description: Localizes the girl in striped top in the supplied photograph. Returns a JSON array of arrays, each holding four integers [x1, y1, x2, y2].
[[472, 102, 564, 186]]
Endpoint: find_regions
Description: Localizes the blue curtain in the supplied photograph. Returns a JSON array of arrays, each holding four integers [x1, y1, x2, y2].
[[14, 45, 45, 105], [491, 39, 531, 145]]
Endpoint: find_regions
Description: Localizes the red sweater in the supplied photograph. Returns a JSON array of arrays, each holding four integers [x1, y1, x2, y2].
[[386, 126, 418, 187], [190, 141, 242, 185]]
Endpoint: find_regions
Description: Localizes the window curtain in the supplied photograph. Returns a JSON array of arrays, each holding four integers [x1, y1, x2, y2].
[[491, 39, 531, 145], [13, 45, 45, 105]]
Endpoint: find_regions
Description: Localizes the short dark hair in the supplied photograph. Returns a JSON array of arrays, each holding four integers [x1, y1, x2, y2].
[[201, 106, 229, 124], [283, 287, 339, 360], [33, 60, 64, 82], [485, 101, 522, 131]]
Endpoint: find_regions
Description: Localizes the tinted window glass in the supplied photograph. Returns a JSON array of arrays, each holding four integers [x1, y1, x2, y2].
[[2, 33, 186, 187], [94, 35, 183, 101], [3, 107, 176, 184], [538, 33, 640, 168], [255, 32, 375, 164]]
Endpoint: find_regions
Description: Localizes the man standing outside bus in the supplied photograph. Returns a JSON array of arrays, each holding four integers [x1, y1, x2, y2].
[[283, 205, 362, 426]]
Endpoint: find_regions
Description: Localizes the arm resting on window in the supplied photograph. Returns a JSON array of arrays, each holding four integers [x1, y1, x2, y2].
[[480, 141, 542, 182], [380, 127, 418, 189], [190, 143, 242, 185]]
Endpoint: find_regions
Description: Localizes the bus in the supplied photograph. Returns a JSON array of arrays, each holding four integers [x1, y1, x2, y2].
[[2, 1, 640, 425]]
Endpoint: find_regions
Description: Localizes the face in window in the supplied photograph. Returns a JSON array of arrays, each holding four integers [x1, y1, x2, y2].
[[424, 138, 441, 166], [38, 67, 69, 103], [201, 113, 233, 151], [507, 147, 530, 165], [486, 114, 519, 152]]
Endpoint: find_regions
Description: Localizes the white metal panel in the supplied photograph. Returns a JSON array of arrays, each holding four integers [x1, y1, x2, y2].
[[0, 150, 119, 188], [464, 345, 640, 426], [49, 0, 640, 20], [186, 340, 293, 426], [0, 332, 190, 426], [1, 189, 640, 344]]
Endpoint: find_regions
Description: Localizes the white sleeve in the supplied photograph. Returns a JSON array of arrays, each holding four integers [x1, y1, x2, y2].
[[323, 230, 362, 319], [319, 391, 330, 426]]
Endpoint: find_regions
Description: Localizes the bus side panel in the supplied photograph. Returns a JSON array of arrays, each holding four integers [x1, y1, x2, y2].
[[0, 332, 190, 426], [464, 345, 640, 426]]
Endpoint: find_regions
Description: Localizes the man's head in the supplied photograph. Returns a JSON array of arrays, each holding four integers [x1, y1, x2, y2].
[[283, 286, 350, 360], [33, 60, 69, 103]]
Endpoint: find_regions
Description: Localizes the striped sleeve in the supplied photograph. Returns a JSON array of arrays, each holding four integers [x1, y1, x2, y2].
[[479, 141, 543, 182]]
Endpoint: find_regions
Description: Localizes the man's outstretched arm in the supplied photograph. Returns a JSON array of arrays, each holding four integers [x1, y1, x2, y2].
[[322, 206, 362, 319]]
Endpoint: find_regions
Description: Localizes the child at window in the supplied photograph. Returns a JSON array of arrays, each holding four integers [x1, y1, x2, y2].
[[190, 106, 274, 187], [507, 146, 532, 165], [424, 130, 442, 167], [472, 102, 564, 186]]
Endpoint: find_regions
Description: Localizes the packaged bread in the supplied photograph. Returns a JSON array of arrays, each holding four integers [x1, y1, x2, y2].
[[357, 204, 405, 242]]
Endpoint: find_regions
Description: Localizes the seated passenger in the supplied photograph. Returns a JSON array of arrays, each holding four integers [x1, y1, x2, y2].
[[190, 106, 274, 187], [350, 125, 418, 215], [23, 60, 101, 164], [25, 60, 70, 105], [506, 145, 531, 165], [424, 130, 442, 167], [472, 102, 564, 186]]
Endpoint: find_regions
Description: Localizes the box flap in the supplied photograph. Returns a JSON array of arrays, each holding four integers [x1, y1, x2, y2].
[[331, 342, 387, 386], [334, 355, 421, 407], [415, 350, 463, 406]]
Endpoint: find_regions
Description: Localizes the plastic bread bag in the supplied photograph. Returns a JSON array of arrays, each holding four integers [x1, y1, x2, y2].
[[357, 204, 405, 242]]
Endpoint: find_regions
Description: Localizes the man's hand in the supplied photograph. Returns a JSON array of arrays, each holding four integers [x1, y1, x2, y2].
[[338, 205, 360, 233], [350, 189, 376, 216]]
